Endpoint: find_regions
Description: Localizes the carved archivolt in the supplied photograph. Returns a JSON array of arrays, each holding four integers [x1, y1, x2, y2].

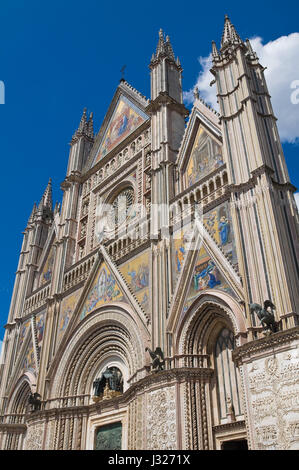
[[176, 293, 247, 356], [49, 306, 147, 400]]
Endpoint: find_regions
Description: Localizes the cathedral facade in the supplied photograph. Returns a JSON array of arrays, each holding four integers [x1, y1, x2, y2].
[[0, 17, 299, 450]]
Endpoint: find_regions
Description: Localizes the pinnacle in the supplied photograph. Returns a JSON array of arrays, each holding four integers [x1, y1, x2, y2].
[[72, 108, 94, 141], [220, 14, 242, 49], [27, 202, 37, 225], [38, 178, 53, 211], [152, 28, 176, 62]]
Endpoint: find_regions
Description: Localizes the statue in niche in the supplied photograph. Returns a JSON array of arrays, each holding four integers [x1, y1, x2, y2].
[[249, 300, 278, 333], [93, 367, 123, 402]]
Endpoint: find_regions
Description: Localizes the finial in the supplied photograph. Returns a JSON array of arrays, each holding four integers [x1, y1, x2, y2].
[[87, 111, 94, 138], [212, 40, 219, 58], [245, 38, 256, 57]]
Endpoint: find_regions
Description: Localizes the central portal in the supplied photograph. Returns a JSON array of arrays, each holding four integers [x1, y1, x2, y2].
[[95, 422, 122, 450]]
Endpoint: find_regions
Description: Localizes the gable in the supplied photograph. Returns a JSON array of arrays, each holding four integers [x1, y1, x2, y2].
[[39, 242, 56, 287], [119, 250, 150, 314], [56, 288, 82, 348], [22, 336, 36, 373], [203, 200, 238, 267], [184, 124, 224, 188], [79, 261, 127, 321], [35, 310, 46, 359], [92, 95, 148, 166], [169, 199, 243, 328], [183, 243, 237, 315]]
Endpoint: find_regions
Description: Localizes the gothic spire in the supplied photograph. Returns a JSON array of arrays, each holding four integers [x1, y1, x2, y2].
[[221, 15, 242, 49], [151, 29, 177, 63], [38, 178, 53, 211], [27, 202, 37, 225], [78, 107, 87, 132], [212, 40, 219, 58], [87, 111, 94, 139], [72, 107, 94, 141]]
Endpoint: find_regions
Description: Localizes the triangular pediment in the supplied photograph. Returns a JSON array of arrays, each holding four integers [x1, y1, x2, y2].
[[36, 229, 56, 288], [87, 82, 149, 170], [168, 205, 243, 331], [183, 243, 238, 310], [79, 259, 127, 321], [7, 325, 36, 394], [177, 103, 223, 184], [51, 247, 150, 368]]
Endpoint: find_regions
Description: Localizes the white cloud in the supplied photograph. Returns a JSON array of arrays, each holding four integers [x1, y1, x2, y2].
[[183, 54, 217, 109], [184, 33, 299, 143]]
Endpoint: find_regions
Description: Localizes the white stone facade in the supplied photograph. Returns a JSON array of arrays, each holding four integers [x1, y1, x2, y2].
[[0, 17, 298, 450]]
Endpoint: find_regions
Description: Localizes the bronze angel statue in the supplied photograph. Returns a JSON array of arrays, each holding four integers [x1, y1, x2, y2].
[[145, 347, 165, 371], [249, 300, 277, 333]]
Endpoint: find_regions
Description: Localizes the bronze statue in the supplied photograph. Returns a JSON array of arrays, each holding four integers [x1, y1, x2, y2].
[[249, 300, 277, 333], [28, 392, 41, 412], [145, 347, 165, 371], [93, 367, 123, 397]]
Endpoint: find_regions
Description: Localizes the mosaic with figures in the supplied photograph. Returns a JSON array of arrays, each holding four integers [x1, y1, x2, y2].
[[19, 319, 31, 348], [40, 244, 55, 286], [93, 95, 148, 165], [80, 263, 125, 320], [22, 337, 35, 372], [57, 289, 82, 345], [35, 311, 46, 357], [119, 251, 150, 313], [172, 222, 193, 286], [172, 201, 239, 317], [203, 200, 238, 268], [185, 126, 223, 187]]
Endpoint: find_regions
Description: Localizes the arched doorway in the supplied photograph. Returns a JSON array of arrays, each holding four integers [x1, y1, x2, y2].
[[176, 293, 248, 450], [4, 378, 32, 450]]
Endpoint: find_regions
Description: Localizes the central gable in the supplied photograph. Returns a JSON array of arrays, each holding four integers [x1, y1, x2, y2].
[[185, 125, 224, 188], [93, 94, 148, 166]]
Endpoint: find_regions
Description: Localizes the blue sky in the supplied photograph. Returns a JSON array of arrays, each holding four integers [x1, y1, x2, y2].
[[0, 0, 298, 339]]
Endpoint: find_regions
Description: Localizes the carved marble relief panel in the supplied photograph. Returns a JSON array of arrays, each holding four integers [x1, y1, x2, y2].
[[245, 345, 299, 450], [146, 386, 177, 450]]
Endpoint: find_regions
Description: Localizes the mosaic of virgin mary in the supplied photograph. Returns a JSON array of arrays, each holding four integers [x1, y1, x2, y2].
[[187, 127, 224, 187], [95, 96, 146, 162]]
